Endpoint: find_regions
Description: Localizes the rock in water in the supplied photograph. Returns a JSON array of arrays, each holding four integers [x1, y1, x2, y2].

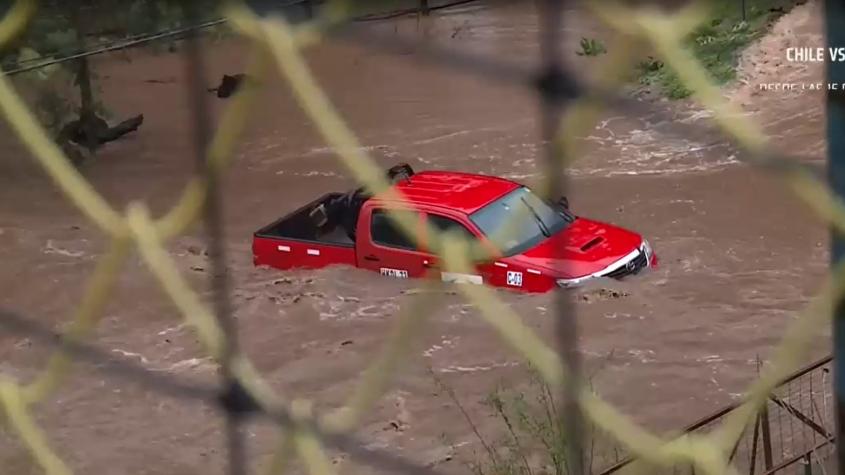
[[101, 114, 144, 143], [59, 139, 93, 167], [59, 113, 144, 149], [208, 74, 250, 99]]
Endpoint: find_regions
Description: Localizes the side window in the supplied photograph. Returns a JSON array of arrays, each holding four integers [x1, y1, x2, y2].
[[370, 209, 419, 250], [428, 214, 476, 243]]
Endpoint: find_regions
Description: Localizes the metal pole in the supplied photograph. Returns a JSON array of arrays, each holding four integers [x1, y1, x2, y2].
[[750, 414, 761, 475], [761, 402, 774, 471], [803, 454, 814, 475], [829, 0, 845, 473], [741, 0, 746, 22]]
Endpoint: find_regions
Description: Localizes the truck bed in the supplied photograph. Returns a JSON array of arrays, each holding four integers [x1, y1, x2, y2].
[[253, 193, 357, 270]]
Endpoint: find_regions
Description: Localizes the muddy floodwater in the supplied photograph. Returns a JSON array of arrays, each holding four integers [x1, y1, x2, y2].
[[0, 1, 832, 474]]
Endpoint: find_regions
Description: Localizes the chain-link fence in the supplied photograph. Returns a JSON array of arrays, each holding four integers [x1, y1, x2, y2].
[[0, 0, 843, 474]]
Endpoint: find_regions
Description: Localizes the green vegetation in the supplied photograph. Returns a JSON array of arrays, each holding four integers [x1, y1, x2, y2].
[[559, 0, 800, 99], [636, 0, 800, 99], [0, 0, 220, 163], [576, 37, 607, 57], [434, 367, 620, 475]]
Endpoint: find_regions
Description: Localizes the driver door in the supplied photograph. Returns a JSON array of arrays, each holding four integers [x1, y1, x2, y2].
[[422, 212, 502, 286], [357, 207, 429, 279]]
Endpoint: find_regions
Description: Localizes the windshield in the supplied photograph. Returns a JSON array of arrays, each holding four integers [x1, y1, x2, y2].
[[469, 187, 575, 256]]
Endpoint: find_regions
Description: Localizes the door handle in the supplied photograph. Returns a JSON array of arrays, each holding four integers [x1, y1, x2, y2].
[[364, 254, 379, 262]]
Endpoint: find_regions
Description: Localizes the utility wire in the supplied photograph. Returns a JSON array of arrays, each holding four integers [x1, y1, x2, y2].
[[1, 0, 482, 77], [3, 17, 227, 76], [9, 20, 224, 68]]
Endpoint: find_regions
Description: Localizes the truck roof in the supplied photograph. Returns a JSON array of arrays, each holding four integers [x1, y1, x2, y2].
[[375, 170, 520, 214]]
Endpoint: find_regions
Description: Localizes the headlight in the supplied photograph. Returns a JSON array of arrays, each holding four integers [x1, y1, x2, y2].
[[641, 239, 653, 261]]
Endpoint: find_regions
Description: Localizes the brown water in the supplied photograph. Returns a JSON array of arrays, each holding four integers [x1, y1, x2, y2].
[[0, 1, 831, 474]]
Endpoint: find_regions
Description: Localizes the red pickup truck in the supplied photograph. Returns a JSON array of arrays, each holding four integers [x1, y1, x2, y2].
[[253, 165, 657, 293]]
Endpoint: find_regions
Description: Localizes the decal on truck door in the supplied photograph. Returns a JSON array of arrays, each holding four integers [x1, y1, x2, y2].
[[506, 271, 523, 287], [380, 268, 409, 278]]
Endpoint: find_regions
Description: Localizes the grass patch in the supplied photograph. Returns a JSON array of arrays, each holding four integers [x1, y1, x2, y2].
[[576, 38, 607, 57], [433, 366, 623, 475], [636, 0, 802, 99]]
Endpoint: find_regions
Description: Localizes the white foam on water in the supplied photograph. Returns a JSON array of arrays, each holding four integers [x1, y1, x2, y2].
[[438, 361, 520, 373]]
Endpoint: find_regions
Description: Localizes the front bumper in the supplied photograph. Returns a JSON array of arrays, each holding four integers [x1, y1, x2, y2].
[[556, 239, 654, 288]]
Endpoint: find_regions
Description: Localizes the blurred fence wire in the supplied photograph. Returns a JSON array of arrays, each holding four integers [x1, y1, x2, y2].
[[0, 0, 843, 474]]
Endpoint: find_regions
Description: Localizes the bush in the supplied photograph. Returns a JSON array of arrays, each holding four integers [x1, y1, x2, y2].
[[638, 0, 799, 99], [576, 38, 607, 57], [434, 366, 621, 475]]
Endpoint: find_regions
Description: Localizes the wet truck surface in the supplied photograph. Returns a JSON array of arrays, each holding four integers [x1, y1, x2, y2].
[[253, 165, 657, 292]]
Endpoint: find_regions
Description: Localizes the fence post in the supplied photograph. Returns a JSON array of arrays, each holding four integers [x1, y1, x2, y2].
[[420, 0, 430, 15], [829, 0, 845, 473], [749, 414, 761, 475], [761, 402, 774, 471], [755, 357, 774, 471]]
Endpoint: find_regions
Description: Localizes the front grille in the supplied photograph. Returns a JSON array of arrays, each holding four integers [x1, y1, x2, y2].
[[605, 250, 648, 279]]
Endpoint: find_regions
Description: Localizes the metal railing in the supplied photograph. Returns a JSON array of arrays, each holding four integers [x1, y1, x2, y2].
[[599, 356, 836, 475]]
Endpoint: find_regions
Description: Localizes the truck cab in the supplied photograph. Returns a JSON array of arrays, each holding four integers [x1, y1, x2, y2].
[[253, 165, 657, 293]]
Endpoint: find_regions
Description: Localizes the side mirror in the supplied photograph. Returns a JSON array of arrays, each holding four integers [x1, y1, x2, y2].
[[557, 196, 569, 209]]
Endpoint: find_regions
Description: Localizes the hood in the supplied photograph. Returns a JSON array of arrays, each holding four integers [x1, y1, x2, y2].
[[510, 217, 644, 278]]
